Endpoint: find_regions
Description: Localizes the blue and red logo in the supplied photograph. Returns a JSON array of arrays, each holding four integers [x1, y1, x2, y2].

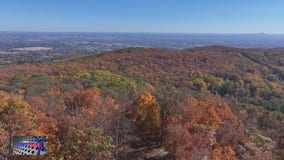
[[13, 136, 47, 155]]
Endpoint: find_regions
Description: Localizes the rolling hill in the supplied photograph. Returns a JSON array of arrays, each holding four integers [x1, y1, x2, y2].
[[0, 46, 283, 159]]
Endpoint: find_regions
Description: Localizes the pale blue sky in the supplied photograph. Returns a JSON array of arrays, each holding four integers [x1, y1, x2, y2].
[[0, 0, 283, 33]]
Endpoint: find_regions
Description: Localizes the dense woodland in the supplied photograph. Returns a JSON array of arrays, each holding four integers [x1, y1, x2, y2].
[[0, 46, 283, 159]]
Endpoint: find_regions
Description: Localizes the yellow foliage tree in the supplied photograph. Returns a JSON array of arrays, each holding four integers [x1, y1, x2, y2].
[[132, 91, 161, 142]]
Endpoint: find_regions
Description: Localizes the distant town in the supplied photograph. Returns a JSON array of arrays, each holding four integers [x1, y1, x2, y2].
[[1, 32, 284, 64]]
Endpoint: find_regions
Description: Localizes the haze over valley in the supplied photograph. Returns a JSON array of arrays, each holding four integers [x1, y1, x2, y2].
[[1, 32, 284, 64]]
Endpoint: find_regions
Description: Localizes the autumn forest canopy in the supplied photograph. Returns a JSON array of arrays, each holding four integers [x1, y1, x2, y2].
[[0, 46, 283, 159]]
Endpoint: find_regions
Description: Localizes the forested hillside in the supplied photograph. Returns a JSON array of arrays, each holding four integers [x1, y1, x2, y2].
[[0, 46, 283, 160]]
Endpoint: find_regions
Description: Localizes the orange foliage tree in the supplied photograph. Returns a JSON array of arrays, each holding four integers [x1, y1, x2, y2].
[[131, 91, 161, 143], [57, 88, 116, 159], [212, 146, 238, 160], [0, 91, 35, 158], [164, 95, 245, 160], [64, 88, 101, 116], [27, 95, 61, 158]]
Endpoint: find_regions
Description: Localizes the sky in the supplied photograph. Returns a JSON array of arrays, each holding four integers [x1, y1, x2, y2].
[[0, 0, 284, 34]]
